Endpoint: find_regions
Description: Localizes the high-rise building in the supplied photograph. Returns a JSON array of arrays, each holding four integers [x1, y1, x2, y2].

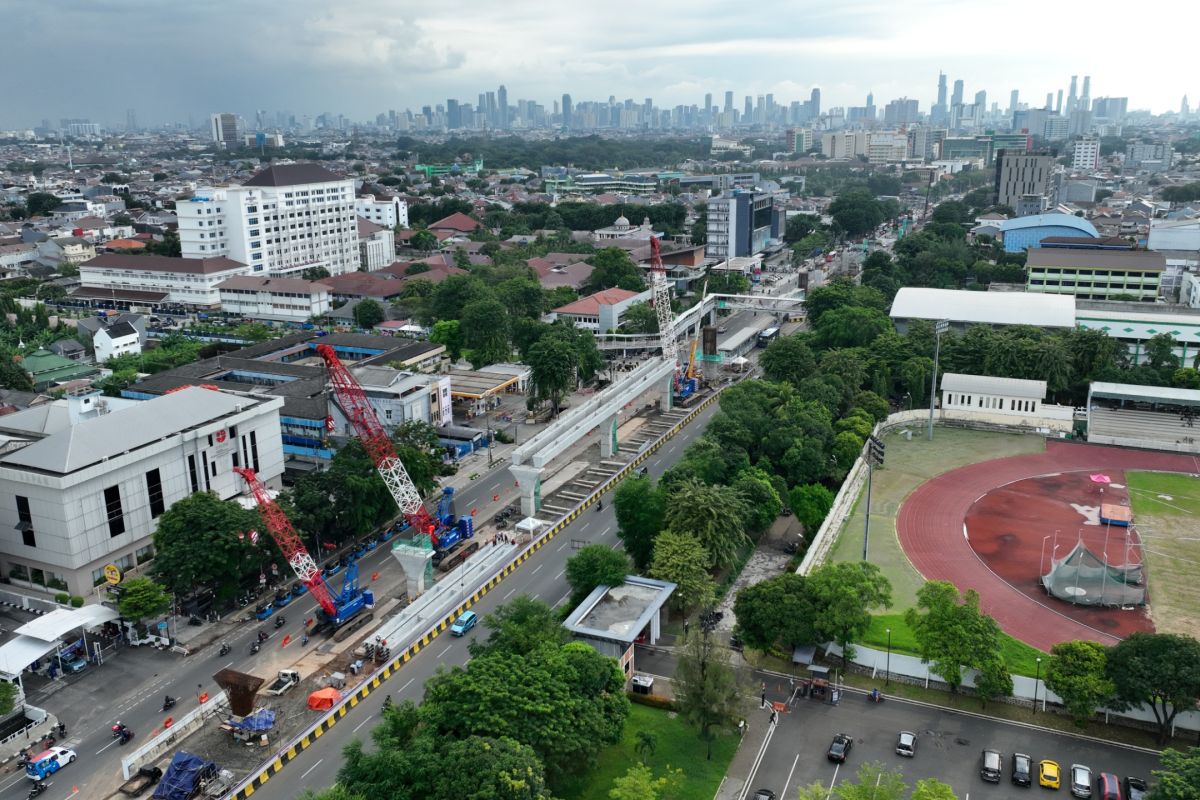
[[1009, 90, 1019, 116], [883, 97, 920, 125], [178, 163, 361, 277], [744, 96, 753, 120], [994, 150, 1054, 209], [1072, 135, 1101, 172], [1066, 76, 1078, 114], [810, 87, 821, 118], [1183, 96, 1191, 116], [724, 91, 734, 114], [1092, 97, 1128, 121], [446, 99, 462, 129], [562, 94, 573, 129], [1081, 76, 1091, 111], [1055, 90, 1063, 113], [497, 85, 508, 128], [932, 72, 948, 125], [704, 93, 713, 117], [705, 191, 776, 260], [937, 72, 948, 107], [951, 79, 964, 107], [210, 113, 239, 145], [126, 108, 137, 133]]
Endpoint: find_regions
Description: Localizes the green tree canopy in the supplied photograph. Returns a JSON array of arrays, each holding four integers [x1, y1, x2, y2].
[[151, 492, 270, 597], [352, 298, 385, 329], [471, 596, 570, 658], [428, 319, 463, 361], [674, 629, 741, 760], [807, 561, 892, 668], [25, 192, 62, 217], [613, 474, 666, 569], [1152, 746, 1200, 800], [585, 248, 645, 293], [1106, 632, 1200, 745], [565, 544, 627, 608], [733, 572, 815, 651], [1044, 640, 1115, 726], [649, 530, 715, 614], [663, 478, 750, 569], [760, 335, 817, 387], [461, 297, 511, 368], [905, 580, 1005, 694], [789, 483, 834, 536], [114, 576, 172, 622]]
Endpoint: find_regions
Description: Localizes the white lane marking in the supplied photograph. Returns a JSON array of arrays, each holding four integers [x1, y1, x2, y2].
[[352, 714, 374, 733], [96, 738, 120, 755], [398, 678, 414, 693], [554, 569, 564, 580], [782, 752, 800, 798], [552, 592, 571, 608], [222, 661, 233, 669], [502, 588, 516, 600], [531, 564, 543, 575], [300, 758, 324, 780], [556, 541, 568, 552], [435, 644, 452, 659]]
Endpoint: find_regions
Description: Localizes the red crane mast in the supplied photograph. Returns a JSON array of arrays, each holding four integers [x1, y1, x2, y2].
[[234, 466, 337, 618]]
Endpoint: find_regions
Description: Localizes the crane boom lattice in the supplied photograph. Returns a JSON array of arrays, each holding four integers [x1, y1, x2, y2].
[[648, 237, 678, 368], [316, 344, 439, 539], [234, 466, 337, 617]]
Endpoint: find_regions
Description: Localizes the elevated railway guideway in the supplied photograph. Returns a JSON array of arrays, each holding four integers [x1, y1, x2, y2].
[[594, 290, 805, 351]]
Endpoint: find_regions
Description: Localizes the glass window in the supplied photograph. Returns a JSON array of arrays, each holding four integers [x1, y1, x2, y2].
[[104, 485, 125, 537]]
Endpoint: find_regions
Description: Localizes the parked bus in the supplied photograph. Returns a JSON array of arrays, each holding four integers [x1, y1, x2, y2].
[[756, 327, 780, 347]]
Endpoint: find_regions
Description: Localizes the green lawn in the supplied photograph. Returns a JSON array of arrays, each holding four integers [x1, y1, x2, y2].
[[1125, 471, 1200, 637], [556, 704, 739, 800], [862, 614, 1046, 678]]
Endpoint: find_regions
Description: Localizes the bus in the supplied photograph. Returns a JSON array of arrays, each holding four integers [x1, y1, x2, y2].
[[756, 327, 780, 348]]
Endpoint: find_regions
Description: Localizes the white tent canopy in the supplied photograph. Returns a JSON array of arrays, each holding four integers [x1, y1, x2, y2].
[[0, 636, 59, 677], [15, 605, 118, 643]]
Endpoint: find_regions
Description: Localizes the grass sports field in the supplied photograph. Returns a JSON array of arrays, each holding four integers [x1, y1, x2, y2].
[[1126, 471, 1200, 637]]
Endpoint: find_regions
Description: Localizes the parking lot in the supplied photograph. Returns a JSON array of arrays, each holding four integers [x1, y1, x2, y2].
[[745, 687, 1161, 799]]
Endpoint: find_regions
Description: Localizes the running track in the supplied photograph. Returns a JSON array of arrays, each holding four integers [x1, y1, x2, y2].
[[896, 440, 1200, 651]]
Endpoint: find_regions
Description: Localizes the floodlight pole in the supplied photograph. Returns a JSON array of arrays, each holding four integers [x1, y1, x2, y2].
[[928, 320, 949, 441]]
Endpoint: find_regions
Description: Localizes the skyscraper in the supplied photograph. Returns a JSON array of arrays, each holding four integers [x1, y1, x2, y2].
[[126, 108, 137, 133], [744, 96, 753, 120], [810, 87, 821, 118], [1183, 96, 1191, 116], [975, 90, 987, 110], [1009, 90, 1019, 115], [932, 72, 948, 125], [951, 79, 964, 108], [1066, 76, 1078, 114], [562, 94, 572, 129], [704, 93, 713, 116], [1055, 90, 1062, 113], [937, 72, 948, 108], [497, 85, 508, 128], [210, 113, 239, 145], [1081, 76, 1091, 111], [446, 99, 461, 129], [724, 91, 734, 113]]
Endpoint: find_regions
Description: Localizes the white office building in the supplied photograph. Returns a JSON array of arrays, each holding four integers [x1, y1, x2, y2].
[[355, 192, 408, 229], [0, 389, 284, 597], [177, 163, 362, 277], [326, 365, 452, 436], [78, 254, 252, 307], [217, 276, 333, 322], [357, 218, 396, 272], [1072, 136, 1101, 172]]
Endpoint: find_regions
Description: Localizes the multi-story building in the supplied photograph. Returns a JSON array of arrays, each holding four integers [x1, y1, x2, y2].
[[549, 288, 654, 332], [867, 131, 909, 163], [357, 218, 396, 272], [1043, 116, 1070, 141], [820, 131, 868, 159], [327, 365, 452, 436], [1125, 143, 1174, 172], [0, 388, 284, 596], [883, 98, 919, 125], [1072, 136, 1101, 171], [177, 163, 361, 276], [354, 190, 408, 229], [1025, 247, 1165, 301], [994, 151, 1054, 209], [705, 192, 779, 260], [217, 276, 332, 322], [77, 253, 252, 307], [210, 113, 239, 145]]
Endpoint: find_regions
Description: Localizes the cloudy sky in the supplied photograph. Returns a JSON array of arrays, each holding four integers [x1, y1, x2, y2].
[[7, 0, 1194, 129]]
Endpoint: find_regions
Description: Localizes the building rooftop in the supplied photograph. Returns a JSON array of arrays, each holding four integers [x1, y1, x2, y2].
[[1090, 382, 1200, 407], [941, 373, 1047, 400], [890, 287, 1077, 329], [217, 276, 328, 294], [83, 253, 247, 275], [356, 217, 385, 237], [993, 213, 1100, 238], [1026, 247, 1167, 272], [563, 576, 676, 645], [241, 163, 345, 187], [428, 212, 480, 233], [554, 288, 643, 316]]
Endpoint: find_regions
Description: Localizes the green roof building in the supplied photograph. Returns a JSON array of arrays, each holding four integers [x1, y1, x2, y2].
[[20, 349, 99, 391]]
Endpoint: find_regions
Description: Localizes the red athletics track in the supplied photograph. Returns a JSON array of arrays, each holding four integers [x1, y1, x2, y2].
[[896, 440, 1200, 651]]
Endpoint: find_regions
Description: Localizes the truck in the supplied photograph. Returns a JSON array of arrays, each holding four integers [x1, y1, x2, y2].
[[151, 752, 217, 800], [434, 540, 480, 573], [264, 669, 300, 696], [119, 765, 163, 797]]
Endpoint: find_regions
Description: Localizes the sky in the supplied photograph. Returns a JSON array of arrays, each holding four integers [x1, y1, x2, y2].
[[6, 0, 1196, 129]]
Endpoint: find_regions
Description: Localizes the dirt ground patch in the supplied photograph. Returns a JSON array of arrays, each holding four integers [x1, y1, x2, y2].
[[1127, 471, 1200, 637]]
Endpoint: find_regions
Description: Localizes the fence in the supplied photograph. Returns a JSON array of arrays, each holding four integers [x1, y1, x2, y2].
[[0, 705, 49, 751]]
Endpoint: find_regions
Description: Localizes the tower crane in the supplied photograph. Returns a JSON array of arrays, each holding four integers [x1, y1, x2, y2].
[[316, 344, 472, 550], [649, 237, 697, 400], [234, 466, 372, 630]]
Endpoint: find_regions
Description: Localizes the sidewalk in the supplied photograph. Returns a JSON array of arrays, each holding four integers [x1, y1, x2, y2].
[[714, 695, 777, 800]]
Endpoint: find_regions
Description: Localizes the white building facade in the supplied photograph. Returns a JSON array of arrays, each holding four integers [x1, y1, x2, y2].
[[357, 218, 396, 272], [93, 321, 142, 363], [1072, 136, 1101, 172], [0, 389, 285, 597], [177, 163, 362, 277], [79, 254, 252, 306], [217, 276, 333, 321], [327, 366, 450, 435], [355, 193, 408, 229]]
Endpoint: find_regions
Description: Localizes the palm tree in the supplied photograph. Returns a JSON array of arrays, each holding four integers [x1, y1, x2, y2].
[[635, 731, 657, 764], [1036, 340, 1073, 401]]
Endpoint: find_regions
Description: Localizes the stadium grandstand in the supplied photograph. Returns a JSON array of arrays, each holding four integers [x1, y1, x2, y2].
[[1086, 382, 1200, 454]]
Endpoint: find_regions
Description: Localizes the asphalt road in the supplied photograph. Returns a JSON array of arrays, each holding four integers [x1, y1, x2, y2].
[[746, 689, 1161, 800], [244, 397, 724, 800]]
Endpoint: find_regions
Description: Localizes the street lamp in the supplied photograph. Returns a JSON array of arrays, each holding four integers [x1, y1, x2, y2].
[[885, 628, 892, 687], [928, 320, 949, 441], [1033, 657, 1042, 715]]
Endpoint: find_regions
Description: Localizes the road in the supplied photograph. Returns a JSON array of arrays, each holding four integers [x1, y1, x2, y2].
[[244, 397, 724, 800], [744, 687, 1160, 800]]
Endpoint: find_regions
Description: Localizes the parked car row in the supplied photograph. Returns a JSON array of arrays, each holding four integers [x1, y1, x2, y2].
[[980, 749, 1147, 799]]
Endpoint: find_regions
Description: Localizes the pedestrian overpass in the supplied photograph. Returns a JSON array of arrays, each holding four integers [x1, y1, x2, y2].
[[594, 290, 804, 350]]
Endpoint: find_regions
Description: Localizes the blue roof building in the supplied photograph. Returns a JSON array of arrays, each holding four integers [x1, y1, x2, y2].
[[986, 214, 1100, 253]]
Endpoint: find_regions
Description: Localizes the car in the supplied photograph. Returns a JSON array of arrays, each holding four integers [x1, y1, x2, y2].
[[55, 653, 87, 674], [827, 733, 853, 763], [1040, 760, 1062, 789], [1096, 773, 1122, 800], [1012, 753, 1032, 787], [25, 747, 76, 780], [895, 731, 917, 757], [752, 791, 777, 800], [1124, 777, 1147, 800], [717, 325, 728, 334], [1071, 765, 1093, 798], [450, 610, 478, 636], [980, 749, 1003, 783]]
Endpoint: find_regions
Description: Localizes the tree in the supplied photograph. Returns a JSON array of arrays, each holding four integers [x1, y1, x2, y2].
[[25, 192, 62, 217], [834, 761, 908, 800], [664, 478, 749, 569], [673, 628, 740, 759], [1152, 747, 1200, 800], [585, 248, 644, 293], [621, 302, 659, 334], [409, 229, 439, 251], [789, 483, 834, 535], [974, 656, 1014, 708], [565, 544, 627, 607], [807, 562, 893, 669], [300, 787, 366, 800], [635, 731, 657, 763], [151, 492, 270, 597], [0, 681, 15, 717], [1044, 640, 1115, 726], [472, 596, 570, 657], [1106, 632, 1200, 745], [428, 319, 463, 361], [784, 214, 820, 243], [608, 763, 678, 800], [302, 266, 331, 281], [1145, 332, 1180, 373], [760, 335, 817, 386], [813, 306, 893, 350], [0, 355, 34, 392], [910, 778, 958, 800], [732, 468, 782, 535], [114, 577, 171, 622], [526, 331, 575, 416], [649, 531, 716, 613], [461, 297, 510, 367], [733, 573, 815, 651], [352, 298, 385, 329], [905, 581, 1003, 693], [613, 474, 666, 569]]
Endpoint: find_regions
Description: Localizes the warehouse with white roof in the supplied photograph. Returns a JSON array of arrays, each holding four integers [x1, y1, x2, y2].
[[889, 288, 1077, 332]]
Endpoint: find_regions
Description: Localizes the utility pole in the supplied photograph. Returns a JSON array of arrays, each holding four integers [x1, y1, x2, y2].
[[928, 320, 948, 441], [862, 435, 885, 561]]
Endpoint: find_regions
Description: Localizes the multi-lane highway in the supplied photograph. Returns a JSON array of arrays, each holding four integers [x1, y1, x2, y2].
[[243, 397, 724, 800]]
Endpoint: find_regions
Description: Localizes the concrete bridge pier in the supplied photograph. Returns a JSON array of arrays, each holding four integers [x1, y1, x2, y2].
[[599, 413, 620, 458], [508, 463, 545, 518], [391, 543, 434, 599]]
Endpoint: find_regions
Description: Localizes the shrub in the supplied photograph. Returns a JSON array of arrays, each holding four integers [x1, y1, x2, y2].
[[54, 592, 69, 605], [69, 596, 85, 608], [627, 692, 677, 711]]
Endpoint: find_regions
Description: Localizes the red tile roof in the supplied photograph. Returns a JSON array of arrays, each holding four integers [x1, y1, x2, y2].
[[553, 288, 641, 316], [428, 212, 480, 233], [320, 271, 406, 298]]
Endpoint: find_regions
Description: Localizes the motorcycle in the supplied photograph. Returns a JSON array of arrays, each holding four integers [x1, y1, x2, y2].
[[219, 642, 231, 657], [162, 696, 176, 712], [55, 722, 66, 738], [596, 500, 603, 511], [250, 641, 261, 654], [118, 729, 133, 745], [111, 722, 126, 738], [867, 689, 885, 704], [27, 781, 48, 798], [257, 631, 269, 643], [273, 615, 286, 629]]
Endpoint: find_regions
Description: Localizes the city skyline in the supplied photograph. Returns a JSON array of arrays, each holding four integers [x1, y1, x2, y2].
[[7, 1, 1197, 129]]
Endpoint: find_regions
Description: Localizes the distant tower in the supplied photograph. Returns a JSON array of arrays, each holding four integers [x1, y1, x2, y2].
[[810, 87, 821, 117], [951, 79, 964, 107], [1055, 90, 1063, 113], [937, 72, 947, 107], [1182, 95, 1191, 116], [497, 85, 508, 128], [724, 90, 734, 113], [1066, 75, 1078, 113], [1081, 76, 1091, 111], [561, 94, 572, 129], [125, 108, 137, 133], [1009, 90, 1019, 115]]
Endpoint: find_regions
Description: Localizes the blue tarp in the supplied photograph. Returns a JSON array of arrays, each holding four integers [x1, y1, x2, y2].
[[152, 751, 215, 800], [230, 709, 275, 732]]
